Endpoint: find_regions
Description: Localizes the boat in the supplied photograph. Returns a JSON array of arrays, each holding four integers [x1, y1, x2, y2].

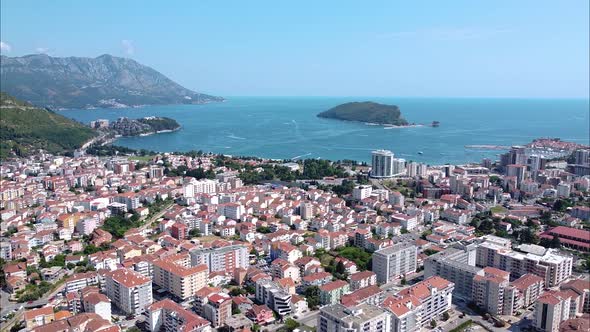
[[418, 151, 423, 155]]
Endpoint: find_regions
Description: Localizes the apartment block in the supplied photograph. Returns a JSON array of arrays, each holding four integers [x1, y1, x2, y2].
[[152, 253, 208, 300], [105, 268, 153, 315], [318, 303, 391, 332], [387, 276, 454, 329], [472, 267, 517, 316], [190, 245, 248, 272], [424, 244, 482, 300], [319, 280, 350, 305], [372, 242, 418, 284], [533, 291, 573, 332], [147, 299, 211, 332], [476, 239, 572, 287]]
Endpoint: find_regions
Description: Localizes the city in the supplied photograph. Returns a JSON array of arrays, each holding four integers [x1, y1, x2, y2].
[[0, 138, 588, 332]]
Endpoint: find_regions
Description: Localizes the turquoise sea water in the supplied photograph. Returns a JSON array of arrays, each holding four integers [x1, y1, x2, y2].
[[57, 97, 590, 165]]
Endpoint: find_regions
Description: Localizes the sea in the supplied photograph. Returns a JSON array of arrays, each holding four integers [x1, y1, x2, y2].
[[57, 97, 590, 165]]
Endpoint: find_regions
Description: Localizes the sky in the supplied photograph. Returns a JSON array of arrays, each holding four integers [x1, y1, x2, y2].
[[1, 0, 589, 98]]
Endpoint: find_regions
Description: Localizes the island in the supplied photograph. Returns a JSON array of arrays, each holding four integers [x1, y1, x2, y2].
[[317, 101, 409, 126], [92, 116, 181, 137]]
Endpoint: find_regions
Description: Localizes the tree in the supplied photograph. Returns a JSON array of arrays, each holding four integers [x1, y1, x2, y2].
[[284, 318, 301, 332], [189, 228, 201, 238], [305, 286, 321, 310], [550, 235, 561, 248], [335, 261, 346, 274], [430, 320, 437, 328], [400, 277, 407, 285], [442, 311, 450, 321]]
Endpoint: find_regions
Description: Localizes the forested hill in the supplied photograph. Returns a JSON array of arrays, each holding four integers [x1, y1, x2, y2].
[[318, 101, 408, 126], [0, 92, 97, 158]]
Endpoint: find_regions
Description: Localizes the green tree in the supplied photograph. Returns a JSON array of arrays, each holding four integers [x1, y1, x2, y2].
[[284, 318, 301, 332], [304, 286, 321, 310], [430, 320, 437, 328]]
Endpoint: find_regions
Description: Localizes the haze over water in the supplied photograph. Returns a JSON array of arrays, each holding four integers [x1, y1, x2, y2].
[[58, 97, 590, 165]]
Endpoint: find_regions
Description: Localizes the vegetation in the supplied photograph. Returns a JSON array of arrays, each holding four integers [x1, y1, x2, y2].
[[448, 320, 474, 332], [137, 117, 180, 132], [239, 159, 347, 184], [304, 286, 321, 310], [86, 144, 153, 157], [0, 92, 97, 158], [318, 101, 408, 125], [336, 246, 372, 271], [101, 214, 142, 239], [16, 281, 53, 302]]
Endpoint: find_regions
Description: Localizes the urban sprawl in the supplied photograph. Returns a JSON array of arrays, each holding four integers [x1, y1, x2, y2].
[[1, 138, 589, 332]]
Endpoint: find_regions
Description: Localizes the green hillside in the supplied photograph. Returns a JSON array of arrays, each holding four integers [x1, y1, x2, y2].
[[0, 92, 97, 158], [318, 101, 408, 126]]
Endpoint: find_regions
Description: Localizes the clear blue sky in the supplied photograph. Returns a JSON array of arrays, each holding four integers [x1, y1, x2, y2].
[[1, 0, 588, 98]]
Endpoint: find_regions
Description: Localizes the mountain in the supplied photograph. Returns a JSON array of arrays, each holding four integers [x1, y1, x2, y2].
[[0, 54, 224, 109], [317, 101, 408, 126], [0, 92, 97, 158]]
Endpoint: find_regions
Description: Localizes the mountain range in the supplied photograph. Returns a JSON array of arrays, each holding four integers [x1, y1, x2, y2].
[[0, 54, 224, 109]]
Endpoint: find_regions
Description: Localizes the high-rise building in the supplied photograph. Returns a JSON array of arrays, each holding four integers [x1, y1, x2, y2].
[[352, 185, 372, 200], [300, 202, 314, 220], [190, 245, 249, 273], [255, 279, 292, 316], [318, 303, 392, 332], [424, 244, 482, 300], [372, 243, 417, 284], [201, 293, 232, 327], [105, 268, 153, 315], [147, 299, 211, 332], [533, 291, 573, 332], [386, 276, 454, 331], [574, 149, 590, 166], [152, 253, 208, 300], [476, 239, 573, 287], [472, 267, 517, 316], [371, 150, 395, 178], [392, 158, 406, 176]]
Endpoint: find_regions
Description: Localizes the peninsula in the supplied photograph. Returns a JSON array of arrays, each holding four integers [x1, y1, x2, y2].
[[317, 101, 409, 126], [94, 116, 181, 137]]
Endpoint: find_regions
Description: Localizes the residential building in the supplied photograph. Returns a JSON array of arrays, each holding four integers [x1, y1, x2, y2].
[[424, 245, 482, 300], [512, 273, 545, 308], [105, 268, 153, 315], [319, 280, 350, 305], [372, 243, 418, 284], [201, 293, 232, 327], [472, 267, 517, 316], [190, 245, 249, 272], [371, 150, 395, 178], [147, 299, 211, 332], [533, 291, 573, 332], [152, 254, 208, 300], [318, 303, 391, 332]]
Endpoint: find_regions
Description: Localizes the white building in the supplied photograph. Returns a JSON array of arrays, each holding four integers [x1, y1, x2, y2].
[[190, 245, 249, 273], [372, 242, 418, 284], [386, 276, 454, 332], [105, 268, 153, 315], [533, 291, 573, 332], [318, 303, 392, 332], [371, 150, 395, 178], [352, 185, 372, 201]]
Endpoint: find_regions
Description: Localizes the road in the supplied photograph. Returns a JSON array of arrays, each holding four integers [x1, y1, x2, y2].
[[140, 202, 174, 232], [295, 310, 319, 328]]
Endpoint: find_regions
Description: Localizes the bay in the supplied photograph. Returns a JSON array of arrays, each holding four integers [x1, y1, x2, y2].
[[57, 97, 590, 165]]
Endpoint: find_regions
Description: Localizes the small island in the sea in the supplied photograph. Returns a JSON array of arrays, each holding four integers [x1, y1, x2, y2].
[[92, 116, 181, 137], [317, 101, 409, 126]]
